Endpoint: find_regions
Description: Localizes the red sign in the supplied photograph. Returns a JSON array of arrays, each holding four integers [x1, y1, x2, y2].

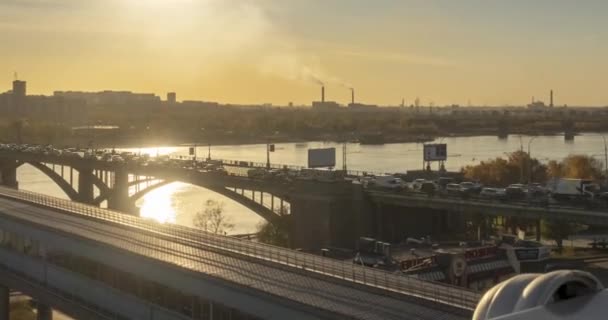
[[401, 255, 438, 270]]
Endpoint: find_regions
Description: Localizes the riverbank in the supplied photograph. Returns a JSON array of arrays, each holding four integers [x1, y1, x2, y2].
[[3, 126, 601, 149]]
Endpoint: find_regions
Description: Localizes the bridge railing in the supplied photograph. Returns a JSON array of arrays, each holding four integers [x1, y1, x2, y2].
[[0, 187, 481, 311], [366, 189, 608, 212]]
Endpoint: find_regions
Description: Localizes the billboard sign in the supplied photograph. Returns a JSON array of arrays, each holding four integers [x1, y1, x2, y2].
[[423, 144, 447, 161], [308, 148, 336, 168]]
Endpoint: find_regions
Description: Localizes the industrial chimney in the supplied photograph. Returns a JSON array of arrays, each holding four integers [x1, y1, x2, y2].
[[321, 86, 325, 103], [550, 90, 554, 107], [351, 88, 355, 105]]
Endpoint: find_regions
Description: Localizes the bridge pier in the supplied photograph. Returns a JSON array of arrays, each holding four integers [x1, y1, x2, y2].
[[77, 166, 95, 204], [0, 285, 8, 320], [37, 303, 53, 320], [290, 182, 361, 251], [0, 160, 19, 189], [107, 169, 137, 214]]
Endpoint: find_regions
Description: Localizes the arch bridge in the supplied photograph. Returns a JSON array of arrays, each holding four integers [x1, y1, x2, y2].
[[0, 154, 290, 224]]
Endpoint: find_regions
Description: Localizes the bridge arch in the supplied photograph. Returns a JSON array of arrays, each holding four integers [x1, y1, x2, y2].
[[125, 180, 288, 224], [22, 162, 80, 201], [16, 162, 112, 203]]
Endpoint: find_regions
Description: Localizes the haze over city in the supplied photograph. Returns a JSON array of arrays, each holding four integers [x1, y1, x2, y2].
[[5, 1, 608, 320], [2, 0, 608, 106]]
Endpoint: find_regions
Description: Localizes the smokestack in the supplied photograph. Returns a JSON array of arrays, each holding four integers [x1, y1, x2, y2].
[[351, 88, 355, 105], [321, 86, 325, 103], [550, 90, 554, 107]]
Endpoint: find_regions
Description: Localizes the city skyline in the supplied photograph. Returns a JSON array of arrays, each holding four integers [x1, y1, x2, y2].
[[2, 0, 608, 106]]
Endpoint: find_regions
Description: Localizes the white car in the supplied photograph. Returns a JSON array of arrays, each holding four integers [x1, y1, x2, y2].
[[409, 179, 427, 191], [371, 176, 404, 190]]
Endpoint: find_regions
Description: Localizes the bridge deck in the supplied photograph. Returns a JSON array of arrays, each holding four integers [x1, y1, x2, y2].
[[368, 191, 608, 225], [0, 189, 472, 320]]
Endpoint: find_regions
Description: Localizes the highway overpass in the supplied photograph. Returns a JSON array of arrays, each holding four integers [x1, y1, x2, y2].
[[0, 187, 477, 320]]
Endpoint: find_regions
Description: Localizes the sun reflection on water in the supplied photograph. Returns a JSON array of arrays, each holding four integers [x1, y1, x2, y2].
[[138, 182, 183, 223]]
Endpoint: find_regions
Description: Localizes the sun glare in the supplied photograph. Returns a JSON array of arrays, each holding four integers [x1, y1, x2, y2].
[[138, 182, 183, 223]]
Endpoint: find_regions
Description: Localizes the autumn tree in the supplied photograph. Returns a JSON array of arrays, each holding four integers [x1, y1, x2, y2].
[[462, 150, 547, 186], [547, 154, 603, 180], [543, 154, 602, 247], [193, 199, 234, 234]]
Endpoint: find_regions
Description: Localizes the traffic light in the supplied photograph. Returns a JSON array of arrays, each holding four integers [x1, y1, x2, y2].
[[269, 144, 275, 152]]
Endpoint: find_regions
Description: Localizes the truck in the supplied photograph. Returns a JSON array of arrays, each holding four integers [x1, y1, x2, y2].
[[546, 178, 599, 201], [354, 237, 392, 267]]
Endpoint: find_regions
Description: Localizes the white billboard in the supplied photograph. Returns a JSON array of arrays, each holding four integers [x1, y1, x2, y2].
[[308, 148, 336, 168], [423, 144, 447, 161]]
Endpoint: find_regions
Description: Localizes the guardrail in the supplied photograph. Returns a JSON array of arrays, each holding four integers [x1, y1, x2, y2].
[[366, 188, 608, 212], [0, 187, 480, 311]]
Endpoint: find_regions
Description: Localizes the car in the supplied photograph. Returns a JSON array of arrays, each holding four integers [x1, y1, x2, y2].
[[110, 155, 124, 163], [419, 181, 438, 194], [480, 187, 506, 200], [409, 179, 427, 191], [445, 183, 461, 195], [506, 184, 527, 199], [247, 168, 267, 179], [459, 181, 482, 194], [437, 177, 455, 190], [372, 176, 404, 190]]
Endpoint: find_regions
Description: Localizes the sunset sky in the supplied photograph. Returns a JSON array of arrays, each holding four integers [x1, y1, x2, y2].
[[1, 0, 607, 106]]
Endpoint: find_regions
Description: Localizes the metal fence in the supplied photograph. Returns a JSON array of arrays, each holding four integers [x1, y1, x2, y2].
[[0, 187, 481, 311]]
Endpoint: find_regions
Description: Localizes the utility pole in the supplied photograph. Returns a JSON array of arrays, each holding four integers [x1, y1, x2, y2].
[[601, 135, 608, 186], [342, 143, 347, 171], [266, 143, 271, 169], [207, 143, 211, 161], [518, 135, 524, 183], [527, 136, 538, 183]]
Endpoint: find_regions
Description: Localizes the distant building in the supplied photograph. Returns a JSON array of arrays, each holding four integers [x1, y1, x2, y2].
[[348, 103, 378, 111], [0, 80, 86, 122], [167, 92, 176, 104], [312, 101, 341, 110], [54, 90, 161, 106], [181, 100, 220, 109], [12, 80, 27, 115], [12, 80, 26, 97], [527, 101, 547, 111]]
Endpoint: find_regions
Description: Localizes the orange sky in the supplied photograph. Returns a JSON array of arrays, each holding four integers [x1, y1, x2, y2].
[[1, 0, 607, 106]]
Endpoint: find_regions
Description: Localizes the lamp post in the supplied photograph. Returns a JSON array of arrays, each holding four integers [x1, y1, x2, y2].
[[527, 136, 538, 183], [266, 143, 271, 169], [518, 135, 524, 183], [342, 143, 347, 171], [600, 135, 608, 185]]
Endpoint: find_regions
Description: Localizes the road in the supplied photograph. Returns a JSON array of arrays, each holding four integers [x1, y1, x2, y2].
[[0, 191, 473, 320]]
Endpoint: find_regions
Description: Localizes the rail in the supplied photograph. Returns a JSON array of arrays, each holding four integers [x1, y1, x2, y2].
[[366, 189, 608, 212], [0, 187, 480, 311]]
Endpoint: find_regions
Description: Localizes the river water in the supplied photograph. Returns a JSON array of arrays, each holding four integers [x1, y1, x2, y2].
[[16, 134, 607, 234]]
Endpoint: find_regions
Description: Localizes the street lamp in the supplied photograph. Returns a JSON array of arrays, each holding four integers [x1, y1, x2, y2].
[[527, 136, 538, 183], [600, 135, 608, 185], [438, 137, 447, 172]]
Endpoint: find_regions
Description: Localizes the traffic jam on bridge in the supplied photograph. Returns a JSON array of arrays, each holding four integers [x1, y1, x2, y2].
[[3, 143, 608, 212]]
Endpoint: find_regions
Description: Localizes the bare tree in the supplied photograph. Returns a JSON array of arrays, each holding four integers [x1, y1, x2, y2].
[[193, 199, 234, 234]]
